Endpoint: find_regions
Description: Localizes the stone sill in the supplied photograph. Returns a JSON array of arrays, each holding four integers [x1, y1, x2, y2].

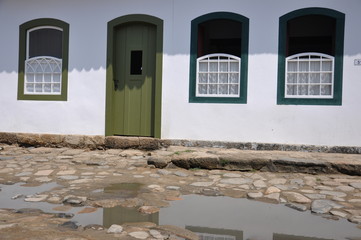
[[0, 132, 360, 154]]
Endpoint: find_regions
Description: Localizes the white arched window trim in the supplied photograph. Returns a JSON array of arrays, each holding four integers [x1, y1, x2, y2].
[[25, 26, 63, 95], [285, 52, 334, 98], [196, 53, 241, 97]]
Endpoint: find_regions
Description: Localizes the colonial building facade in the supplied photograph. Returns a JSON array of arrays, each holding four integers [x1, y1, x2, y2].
[[0, 0, 360, 147]]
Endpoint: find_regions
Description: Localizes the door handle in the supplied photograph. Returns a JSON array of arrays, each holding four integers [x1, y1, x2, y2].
[[114, 79, 120, 90]]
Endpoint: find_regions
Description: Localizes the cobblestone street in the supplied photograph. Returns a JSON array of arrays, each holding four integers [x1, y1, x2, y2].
[[0, 143, 361, 240]]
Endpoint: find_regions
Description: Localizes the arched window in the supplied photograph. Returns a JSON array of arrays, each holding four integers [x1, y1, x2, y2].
[[189, 12, 249, 103], [18, 19, 69, 101], [277, 8, 345, 105]]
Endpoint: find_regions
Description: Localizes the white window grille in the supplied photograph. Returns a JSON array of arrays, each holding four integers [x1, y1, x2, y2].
[[196, 53, 240, 97], [25, 57, 62, 94], [196, 232, 236, 240], [285, 52, 334, 98]]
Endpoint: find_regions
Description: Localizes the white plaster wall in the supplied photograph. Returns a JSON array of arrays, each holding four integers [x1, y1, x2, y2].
[[0, 0, 360, 146], [0, 0, 173, 135], [161, 0, 361, 146]]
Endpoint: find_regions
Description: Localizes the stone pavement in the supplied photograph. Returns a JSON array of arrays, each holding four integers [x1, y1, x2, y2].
[[0, 143, 361, 239]]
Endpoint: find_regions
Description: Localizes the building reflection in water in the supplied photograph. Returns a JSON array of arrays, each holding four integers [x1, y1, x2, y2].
[[103, 206, 159, 228]]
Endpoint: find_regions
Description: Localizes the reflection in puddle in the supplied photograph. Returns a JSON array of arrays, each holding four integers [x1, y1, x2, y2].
[[0, 183, 360, 240], [103, 183, 142, 198], [103, 206, 159, 228]]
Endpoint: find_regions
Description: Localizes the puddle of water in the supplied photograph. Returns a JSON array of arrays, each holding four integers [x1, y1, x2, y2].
[[0, 182, 60, 210], [1, 183, 360, 240]]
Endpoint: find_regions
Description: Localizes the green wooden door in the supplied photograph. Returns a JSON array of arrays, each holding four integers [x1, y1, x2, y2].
[[113, 22, 156, 136]]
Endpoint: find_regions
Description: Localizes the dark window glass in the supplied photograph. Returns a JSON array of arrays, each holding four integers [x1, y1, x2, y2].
[[130, 50, 142, 75], [287, 15, 336, 56], [198, 19, 242, 58], [29, 28, 63, 58]]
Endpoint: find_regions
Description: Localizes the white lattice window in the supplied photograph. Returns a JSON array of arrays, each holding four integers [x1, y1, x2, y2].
[[25, 57, 62, 94], [197, 232, 236, 240], [285, 53, 334, 98], [196, 54, 240, 97], [24, 26, 63, 95]]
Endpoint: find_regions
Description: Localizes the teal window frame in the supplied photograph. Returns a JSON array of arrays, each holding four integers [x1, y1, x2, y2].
[[277, 8, 345, 105], [18, 18, 69, 101], [189, 12, 249, 104]]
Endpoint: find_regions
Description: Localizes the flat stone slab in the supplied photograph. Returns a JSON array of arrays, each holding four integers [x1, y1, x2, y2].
[[311, 200, 344, 214], [34, 170, 54, 176], [220, 178, 253, 185]]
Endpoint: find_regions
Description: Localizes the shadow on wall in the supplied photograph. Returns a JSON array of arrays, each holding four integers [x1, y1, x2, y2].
[[0, 0, 360, 74]]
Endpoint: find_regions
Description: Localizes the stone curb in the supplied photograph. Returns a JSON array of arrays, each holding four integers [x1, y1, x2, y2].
[[148, 153, 361, 176], [0, 132, 163, 150], [1, 132, 361, 154]]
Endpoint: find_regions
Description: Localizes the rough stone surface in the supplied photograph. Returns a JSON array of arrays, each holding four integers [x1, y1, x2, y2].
[[0, 142, 361, 239], [107, 224, 123, 234], [283, 192, 311, 203], [138, 206, 160, 214], [286, 203, 308, 212], [350, 182, 361, 189], [265, 186, 281, 195], [220, 178, 252, 185], [311, 200, 344, 214], [128, 231, 149, 239], [190, 182, 214, 187], [247, 192, 263, 199], [105, 136, 139, 149]]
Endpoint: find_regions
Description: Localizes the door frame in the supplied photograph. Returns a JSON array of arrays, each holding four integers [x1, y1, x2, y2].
[[105, 14, 163, 138]]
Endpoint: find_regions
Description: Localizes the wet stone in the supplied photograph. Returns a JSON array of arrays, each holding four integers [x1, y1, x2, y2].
[[265, 186, 281, 195], [57, 170, 76, 175], [269, 178, 287, 185], [290, 179, 304, 186], [223, 173, 242, 178], [348, 216, 361, 224], [107, 224, 123, 234], [193, 171, 207, 177], [35, 177, 52, 182], [0, 223, 17, 230], [34, 170, 53, 176], [157, 169, 171, 175], [335, 185, 355, 192], [58, 175, 79, 180], [0, 156, 15, 160], [24, 194, 48, 202], [60, 221, 79, 229], [63, 196, 87, 206], [349, 182, 361, 189], [286, 203, 308, 212], [149, 230, 164, 239], [220, 178, 252, 185], [330, 210, 348, 218], [54, 213, 75, 219], [190, 182, 214, 187], [247, 192, 263, 199], [174, 171, 188, 177], [129, 231, 150, 239], [319, 190, 347, 198], [15, 172, 32, 177], [201, 188, 222, 196], [304, 193, 326, 199], [253, 180, 267, 188], [311, 200, 344, 214], [264, 193, 280, 202], [314, 185, 333, 191], [15, 208, 44, 214], [283, 192, 311, 203], [138, 206, 160, 214]]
